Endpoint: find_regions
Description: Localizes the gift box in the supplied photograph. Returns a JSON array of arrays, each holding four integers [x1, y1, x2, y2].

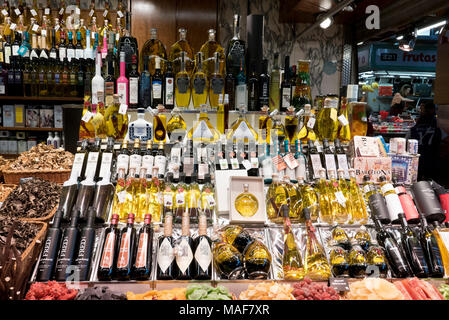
[[352, 156, 392, 184], [390, 153, 419, 186]]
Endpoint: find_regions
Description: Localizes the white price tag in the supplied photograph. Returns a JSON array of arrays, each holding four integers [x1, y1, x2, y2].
[[164, 194, 173, 207], [97, 91, 104, 103], [361, 117, 367, 122], [59, 8, 64, 15], [75, 7, 80, 15], [81, 111, 93, 122], [219, 158, 228, 170], [250, 157, 259, 168], [176, 193, 185, 206], [207, 195, 215, 207], [32, 24, 39, 32], [2, 9, 8, 16], [44, 8, 50, 15], [55, 25, 60, 31], [283, 153, 299, 170], [307, 117, 316, 129], [334, 191, 347, 207], [14, 9, 21, 16], [10, 23, 16, 30], [338, 115, 349, 126], [30, 9, 37, 16], [41, 29, 47, 37], [103, 10, 108, 17], [119, 104, 128, 115], [89, 9, 94, 17], [242, 160, 252, 171], [117, 10, 124, 18], [117, 191, 127, 203], [230, 158, 239, 170]]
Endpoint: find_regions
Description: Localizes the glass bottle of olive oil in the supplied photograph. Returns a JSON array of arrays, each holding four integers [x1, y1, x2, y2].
[[192, 52, 207, 108], [175, 51, 191, 107], [153, 104, 167, 143], [209, 52, 224, 108]]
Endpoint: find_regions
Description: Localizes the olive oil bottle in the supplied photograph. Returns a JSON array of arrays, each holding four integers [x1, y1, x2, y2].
[[281, 205, 304, 280], [175, 51, 191, 107], [191, 52, 207, 108], [209, 52, 224, 108], [153, 104, 167, 143]]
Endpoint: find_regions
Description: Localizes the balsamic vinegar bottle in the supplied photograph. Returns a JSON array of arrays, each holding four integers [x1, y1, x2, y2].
[[115, 213, 137, 280], [36, 209, 64, 282], [419, 215, 444, 277], [176, 211, 194, 280], [54, 209, 80, 281], [97, 214, 120, 281], [373, 217, 411, 278], [74, 207, 97, 281], [398, 213, 429, 277], [193, 213, 212, 280], [157, 212, 178, 280], [132, 214, 154, 280]]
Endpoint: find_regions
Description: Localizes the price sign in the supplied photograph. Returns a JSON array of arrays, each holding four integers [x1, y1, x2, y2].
[[81, 111, 93, 122], [329, 277, 350, 292]]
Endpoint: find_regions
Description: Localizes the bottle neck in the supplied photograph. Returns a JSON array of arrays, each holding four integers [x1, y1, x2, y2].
[[95, 54, 101, 75], [164, 214, 173, 236], [120, 55, 125, 77], [198, 214, 207, 236]]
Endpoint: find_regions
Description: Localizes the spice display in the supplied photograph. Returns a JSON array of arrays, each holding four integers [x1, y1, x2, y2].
[[7, 144, 74, 171], [127, 288, 187, 300], [75, 287, 127, 300], [0, 184, 15, 202], [0, 216, 42, 254], [239, 282, 295, 300], [291, 278, 340, 300], [185, 284, 232, 300], [346, 278, 404, 300], [25, 281, 78, 300], [0, 178, 62, 219]]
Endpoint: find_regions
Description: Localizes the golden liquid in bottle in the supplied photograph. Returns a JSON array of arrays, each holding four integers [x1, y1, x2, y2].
[[298, 183, 319, 222], [266, 178, 289, 223], [349, 174, 368, 224], [327, 174, 349, 224], [175, 71, 191, 107], [349, 102, 368, 137], [153, 114, 167, 143], [104, 97, 128, 140], [192, 72, 207, 108], [304, 228, 332, 281], [187, 110, 220, 142], [258, 114, 272, 145], [140, 29, 167, 74], [433, 227, 449, 278], [316, 177, 333, 224], [199, 29, 225, 77], [338, 98, 351, 143], [282, 222, 304, 280], [235, 184, 259, 217], [147, 175, 162, 223], [169, 28, 194, 76], [316, 100, 339, 141]]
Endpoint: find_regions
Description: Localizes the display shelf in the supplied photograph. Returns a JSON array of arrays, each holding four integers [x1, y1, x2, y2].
[[127, 108, 278, 116], [0, 96, 84, 103], [0, 153, 19, 158], [0, 127, 63, 131]]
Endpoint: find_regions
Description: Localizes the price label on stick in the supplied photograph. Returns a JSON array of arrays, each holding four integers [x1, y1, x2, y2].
[[307, 117, 316, 129], [329, 277, 350, 292], [117, 10, 124, 18], [338, 115, 349, 126], [45, 8, 50, 15], [82, 111, 93, 123], [219, 158, 228, 170], [272, 155, 287, 171], [119, 104, 128, 115]]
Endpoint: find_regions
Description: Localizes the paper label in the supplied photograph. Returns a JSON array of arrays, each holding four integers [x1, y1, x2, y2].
[[81, 110, 93, 122], [272, 154, 287, 171], [198, 163, 208, 179], [55, 25, 60, 31], [310, 154, 323, 179], [206, 194, 215, 207], [250, 157, 259, 168], [164, 194, 173, 207], [116, 154, 130, 173], [10, 23, 16, 30], [117, 10, 124, 18], [232, 121, 255, 140], [99, 152, 113, 178], [142, 155, 154, 172], [14, 9, 20, 16], [135, 233, 149, 268], [89, 9, 94, 17], [30, 9, 37, 16], [176, 238, 193, 273], [117, 190, 127, 203], [157, 238, 174, 273], [59, 8, 64, 15], [45, 8, 50, 15], [283, 153, 299, 170], [103, 10, 108, 17], [71, 153, 85, 178], [41, 29, 47, 37], [337, 154, 349, 179], [2, 9, 8, 16], [230, 158, 239, 170], [192, 120, 214, 140], [381, 183, 396, 195], [129, 154, 142, 171], [325, 154, 337, 174], [99, 233, 115, 268], [91, 31, 95, 39], [335, 191, 347, 207], [176, 193, 185, 206], [154, 155, 167, 175], [84, 152, 99, 178], [338, 114, 349, 126], [329, 277, 350, 292], [307, 117, 316, 129], [242, 160, 252, 170], [194, 238, 212, 272], [119, 103, 128, 115], [152, 81, 162, 99], [117, 232, 131, 268], [219, 158, 228, 170]]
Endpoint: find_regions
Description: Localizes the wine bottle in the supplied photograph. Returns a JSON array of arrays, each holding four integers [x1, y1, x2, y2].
[[154, 142, 167, 178], [419, 215, 444, 277], [281, 205, 304, 280], [128, 54, 139, 108], [334, 139, 350, 179], [164, 61, 175, 109], [258, 59, 270, 109], [321, 139, 337, 177], [115, 213, 137, 280], [129, 138, 142, 173], [132, 214, 154, 280], [247, 61, 259, 111], [97, 214, 120, 281], [139, 57, 151, 108], [157, 212, 178, 280], [379, 175, 403, 224], [117, 51, 128, 105], [373, 217, 411, 278], [280, 55, 291, 112], [307, 140, 323, 180], [398, 213, 429, 277], [36, 209, 64, 281], [193, 213, 212, 280], [74, 207, 96, 281], [54, 209, 80, 281], [151, 56, 163, 107]]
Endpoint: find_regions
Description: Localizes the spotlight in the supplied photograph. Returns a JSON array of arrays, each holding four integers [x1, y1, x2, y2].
[[319, 16, 333, 29]]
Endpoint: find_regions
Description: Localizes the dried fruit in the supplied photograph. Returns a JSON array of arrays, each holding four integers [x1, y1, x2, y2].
[[292, 278, 340, 300], [6, 144, 74, 171], [239, 282, 295, 300], [25, 281, 78, 300], [346, 278, 404, 300]]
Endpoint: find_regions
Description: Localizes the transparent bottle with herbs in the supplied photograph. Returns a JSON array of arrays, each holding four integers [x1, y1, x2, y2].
[[284, 106, 298, 144], [281, 205, 304, 280], [200, 175, 215, 221], [338, 97, 351, 143], [167, 107, 187, 140], [266, 173, 290, 224], [348, 169, 368, 224], [296, 176, 319, 222], [292, 60, 312, 111], [316, 168, 333, 224], [316, 95, 339, 141], [169, 27, 194, 76], [200, 28, 225, 78], [175, 51, 191, 107], [146, 167, 163, 223], [104, 94, 128, 139], [140, 28, 167, 75]]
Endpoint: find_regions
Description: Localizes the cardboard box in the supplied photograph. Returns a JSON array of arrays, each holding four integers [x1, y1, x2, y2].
[[352, 156, 392, 183], [350, 136, 381, 157], [26, 107, 40, 127], [390, 153, 419, 186], [229, 176, 266, 224], [14, 104, 25, 127], [2, 105, 14, 127], [39, 108, 54, 128], [215, 169, 248, 214]]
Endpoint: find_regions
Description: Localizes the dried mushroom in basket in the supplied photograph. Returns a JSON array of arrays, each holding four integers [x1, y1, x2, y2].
[[7, 144, 74, 171], [0, 178, 62, 219], [0, 215, 42, 254]]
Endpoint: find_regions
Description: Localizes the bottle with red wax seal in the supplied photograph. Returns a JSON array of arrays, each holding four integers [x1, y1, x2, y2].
[[115, 213, 137, 280], [97, 214, 120, 281]]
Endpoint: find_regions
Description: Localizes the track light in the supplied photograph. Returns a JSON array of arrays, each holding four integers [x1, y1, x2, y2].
[[319, 16, 333, 29]]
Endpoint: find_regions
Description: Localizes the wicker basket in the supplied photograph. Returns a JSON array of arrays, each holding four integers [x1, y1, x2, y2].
[[21, 221, 47, 261], [20, 205, 59, 223], [3, 169, 71, 184]]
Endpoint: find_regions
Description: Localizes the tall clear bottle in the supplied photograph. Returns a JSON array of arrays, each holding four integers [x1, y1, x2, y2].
[[269, 53, 280, 112], [140, 28, 167, 75], [175, 51, 191, 107], [200, 28, 224, 78], [281, 205, 304, 280], [209, 52, 224, 108], [226, 14, 245, 79], [191, 52, 207, 108], [169, 27, 194, 76]]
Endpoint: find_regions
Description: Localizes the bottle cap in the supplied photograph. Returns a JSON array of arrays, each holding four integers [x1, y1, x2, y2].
[[111, 214, 119, 225], [144, 214, 152, 225], [127, 213, 135, 224]]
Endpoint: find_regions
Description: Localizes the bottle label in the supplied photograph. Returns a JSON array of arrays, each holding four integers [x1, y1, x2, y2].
[[117, 154, 130, 174], [152, 80, 162, 99], [384, 193, 403, 221], [338, 114, 349, 126], [105, 81, 114, 97], [232, 121, 255, 141], [67, 49, 75, 60], [49, 51, 57, 59], [100, 233, 115, 269], [230, 158, 240, 170], [381, 183, 396, 195], [235, 84, 246, 106], [272, 154, 287, 171], [117, 231, 131, 269], [157, 237, 174, 273], [198, 163, 208, 179], [250, 157, 259, 168], [75, 48, 84, 59], [336, 154, 349, 179], [193, 77, 206, 94], [307, 117, 316, 129], [99, 152, 113, 179], [325, 154, 337, 174], [176, 193, 185, 206], [129, 154, 142, 171], [154, 155, 166, 175], [183, 157, 194, 176], [59, 48, 66, 61], [295, 156, 307, 180], [310, 154, 323, 179], [164, 78, 174, 104], [71, 153, 86, 178], [176, 238, 193, 273], [117, 83, 127, 104], [142, 155, 154, 172], [164, 194, 173, 207], [219, 158, 228, 170], [283, 153, 299, 170], [334, 191, 347, 207], [170, 147, 181, 163], [211, 77, 224, 95], [4, 46, 11, 64], [129, 77, 138, 104], [281, 87, 291, 109], [176, 77, 190, 94], [135, 233, 149, 268], [85, 151, 99, 179], [194, 237, 212, 272], [192, 121, 214, 140], [242, 160, 252, 170], [262, 157, 273, 179]]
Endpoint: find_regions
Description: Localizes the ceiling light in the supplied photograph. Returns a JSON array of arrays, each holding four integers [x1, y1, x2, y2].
[[416, 20, 447, 36], [357, 41, 364, 46], [319, 17, 333, 29], [342, 5, 354, 12], [396, 35, 404, 40]]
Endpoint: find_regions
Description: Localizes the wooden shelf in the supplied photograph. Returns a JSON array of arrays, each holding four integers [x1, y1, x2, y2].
[[0, 127, 63, 131], [0, 96, 83, 103]]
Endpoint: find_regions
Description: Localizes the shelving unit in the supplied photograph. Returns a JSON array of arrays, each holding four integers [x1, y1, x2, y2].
[[0, 96, 84, 103], [0, 127, 63, 132]]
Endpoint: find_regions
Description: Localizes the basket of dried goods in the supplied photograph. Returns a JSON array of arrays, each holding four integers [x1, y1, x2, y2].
[[0, 156, 12, 181], [3, 144, 74, 184], [0, 178, 62, 222], [0, 184, 16, 202]]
